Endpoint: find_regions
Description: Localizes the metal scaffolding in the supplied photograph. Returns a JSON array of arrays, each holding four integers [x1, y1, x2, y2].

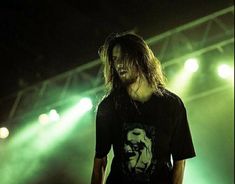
[[0, 6, 234, 126]]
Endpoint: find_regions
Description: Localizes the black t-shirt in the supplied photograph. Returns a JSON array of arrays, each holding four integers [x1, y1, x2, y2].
[[95, 88, 196, 184]]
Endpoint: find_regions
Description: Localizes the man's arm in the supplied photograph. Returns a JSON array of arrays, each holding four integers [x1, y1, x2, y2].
[[91, 156, 107, 184], [172, 160, 186, 184]]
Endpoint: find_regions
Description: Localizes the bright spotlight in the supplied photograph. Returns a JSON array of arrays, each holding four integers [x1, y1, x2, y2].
[[38, 113, 49, 125], [168, 58, 199, 96], [79, 97, 93, 112], [32, 97, 93, 154], [217, 64, 234, 79], [184, 58, 199, 73], [0, 127, 9, 139], [49, 109, 60, 122]]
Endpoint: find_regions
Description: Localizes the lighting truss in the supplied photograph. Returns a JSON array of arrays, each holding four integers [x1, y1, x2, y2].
[[0, 6, 233, 126]]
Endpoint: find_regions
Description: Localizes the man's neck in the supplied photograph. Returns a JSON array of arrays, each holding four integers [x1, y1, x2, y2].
[[127, 76, 154, 103]]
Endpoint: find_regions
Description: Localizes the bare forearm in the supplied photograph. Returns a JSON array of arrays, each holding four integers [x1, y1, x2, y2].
[[172, 160, 185, 184], [91, 167, 105, 184], [91, 171, 104, 184], [91, 157, 107, 184]]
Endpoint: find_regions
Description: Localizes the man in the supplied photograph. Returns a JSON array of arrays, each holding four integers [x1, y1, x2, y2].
[[91, 32, 196, 184]]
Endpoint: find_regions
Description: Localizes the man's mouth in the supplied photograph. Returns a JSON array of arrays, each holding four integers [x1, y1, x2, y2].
[[118, 70, 127, 75]]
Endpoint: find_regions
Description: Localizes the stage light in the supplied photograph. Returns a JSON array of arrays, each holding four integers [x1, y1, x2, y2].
[[34, 97, 93, 153], [184, 58, 199, 73], [38, 113, 49, 125], [0, 127, 9, 139], [217, 64, 234, 79], [0, 97, 93, 184], [38, 109, 60, 125], [79, 97, 93, 112], [49, 109, 60, 122], [167, 58, 199, 96]]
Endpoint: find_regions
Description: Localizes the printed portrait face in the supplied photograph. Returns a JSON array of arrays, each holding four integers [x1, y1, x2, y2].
[[124, 128, 153, 174]]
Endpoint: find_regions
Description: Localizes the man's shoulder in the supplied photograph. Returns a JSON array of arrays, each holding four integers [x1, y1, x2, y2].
[[97, 93, 114, 109], [160, 88, 184, 106], [95, 93, 116, 117]]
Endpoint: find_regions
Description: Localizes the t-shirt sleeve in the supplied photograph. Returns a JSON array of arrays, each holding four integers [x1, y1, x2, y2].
[[171, 98, 196, 161], [95, 99, 112, 158]]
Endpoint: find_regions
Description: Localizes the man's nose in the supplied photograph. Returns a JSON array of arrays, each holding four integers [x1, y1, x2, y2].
[[117, 63, 123, 67], [116, 63, 124, 69]]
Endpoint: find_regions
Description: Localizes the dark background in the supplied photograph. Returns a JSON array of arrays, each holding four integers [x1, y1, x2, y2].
[[0, 1, 234, 184], [0, 0, 233, 98]]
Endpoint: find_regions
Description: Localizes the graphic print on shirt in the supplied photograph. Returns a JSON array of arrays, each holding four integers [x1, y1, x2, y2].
[[121, 123, 157, 182]]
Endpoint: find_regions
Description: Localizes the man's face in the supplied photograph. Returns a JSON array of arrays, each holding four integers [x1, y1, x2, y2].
[[112, 45, 138, 86]]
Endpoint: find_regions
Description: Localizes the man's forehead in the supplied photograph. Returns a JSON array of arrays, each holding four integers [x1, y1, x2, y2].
[[112, 44, 122, 56], [112, 45, 131, 59]]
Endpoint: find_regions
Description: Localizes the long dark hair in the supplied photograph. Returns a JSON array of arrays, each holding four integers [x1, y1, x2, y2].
[[99, 32, 166, 96]]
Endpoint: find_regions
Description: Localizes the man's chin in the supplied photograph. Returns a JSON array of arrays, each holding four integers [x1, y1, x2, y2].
[[121, 79, 135, 86], [121, 77, 137, 86]]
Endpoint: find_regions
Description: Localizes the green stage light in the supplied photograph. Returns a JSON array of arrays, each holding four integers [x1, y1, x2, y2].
[[167, 58, 199, 96], [38, 113, 49, 125], [34, 97, 93, 153], [79, 97, 93, 112], [0, 127, 9, 139], [184, 58, 199, 73], [0, 97, 94, 184], [49, 109, 60, 122], [217, 64, 234, 79]]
